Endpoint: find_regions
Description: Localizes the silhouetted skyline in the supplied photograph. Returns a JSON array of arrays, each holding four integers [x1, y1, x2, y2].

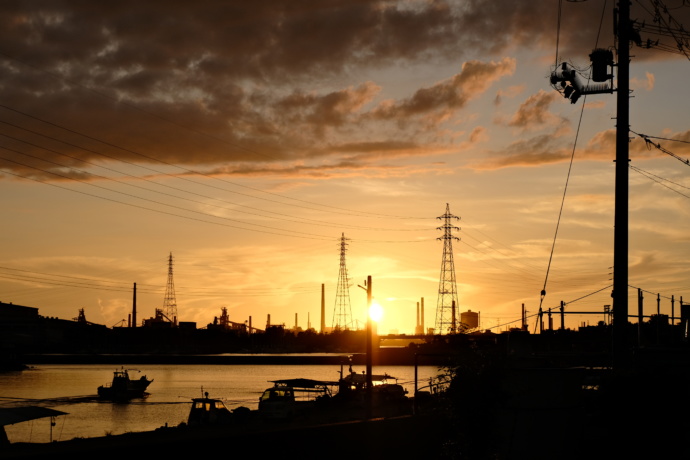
[[0, 1, 689, 335]]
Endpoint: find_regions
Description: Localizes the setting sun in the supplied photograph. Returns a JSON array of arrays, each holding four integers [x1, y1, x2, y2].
[[0, 1, 687, 336], [369, 302, 384, 323]]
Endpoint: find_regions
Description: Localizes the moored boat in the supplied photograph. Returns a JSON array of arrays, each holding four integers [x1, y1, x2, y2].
[[258, 377, 338, 420], [258, 364, 412, 421], [97, 367, 153, 401], [187, 391, 236, 426]]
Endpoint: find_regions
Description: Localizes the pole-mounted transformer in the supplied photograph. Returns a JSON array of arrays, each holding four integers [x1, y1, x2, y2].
[[550, 48, 615, 103], [589, 48, 614, 82]]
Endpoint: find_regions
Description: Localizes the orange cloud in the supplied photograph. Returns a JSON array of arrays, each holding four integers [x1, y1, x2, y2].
[[371, 58, 516, 120], [472, 134, 572, 170], [507, 90, 563, 130], [630, 72, 655, 91]]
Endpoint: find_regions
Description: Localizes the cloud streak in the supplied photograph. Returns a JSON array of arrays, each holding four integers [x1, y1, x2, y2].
[[5, 0, 666, 181]]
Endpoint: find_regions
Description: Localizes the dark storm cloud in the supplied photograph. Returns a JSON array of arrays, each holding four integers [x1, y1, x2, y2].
[[0, 0, 678, 179]]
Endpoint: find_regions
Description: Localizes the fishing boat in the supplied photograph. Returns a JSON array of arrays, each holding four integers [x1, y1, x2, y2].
[[97, 367, 153, 401], [258, 377, 338, 420], [187, 391, 236, 426], [258, 365, 411, 421]]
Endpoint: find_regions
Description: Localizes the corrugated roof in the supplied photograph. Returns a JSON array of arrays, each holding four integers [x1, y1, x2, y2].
[[268, 378, 338, 388], [0, 406, 68, 426]]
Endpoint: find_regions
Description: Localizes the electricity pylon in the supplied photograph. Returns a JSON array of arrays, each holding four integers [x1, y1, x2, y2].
[[163, 252, 178, 325], [332, 233, 353, 330], [435, 204, 460, 334]]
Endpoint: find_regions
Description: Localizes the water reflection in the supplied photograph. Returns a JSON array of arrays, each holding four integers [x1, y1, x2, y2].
[[0, 363, 442, 443]]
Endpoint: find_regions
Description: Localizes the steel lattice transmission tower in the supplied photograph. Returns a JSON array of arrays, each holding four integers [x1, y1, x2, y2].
[[163, 252, 178, 324], [435, 203, 460, 334], [332, 233, 353, 330]]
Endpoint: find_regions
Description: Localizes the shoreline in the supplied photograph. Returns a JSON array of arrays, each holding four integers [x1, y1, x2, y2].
[[0, 414, 452, 459], [20, 349, 450, 367]]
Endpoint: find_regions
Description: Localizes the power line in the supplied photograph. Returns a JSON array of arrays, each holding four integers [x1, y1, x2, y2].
[[0, 126, 429, 232], [630, 164, 690, 198], [0, 156, 337, 241], [631, 0, 690, 58], [0, 103, 427, 221], [631, 129, 690, 166], [0, 142, 435, 242], [0, 265, 322, 298]]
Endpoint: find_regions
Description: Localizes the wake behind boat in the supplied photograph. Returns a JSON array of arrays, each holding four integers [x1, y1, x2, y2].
[[97, 367, 153, 401]]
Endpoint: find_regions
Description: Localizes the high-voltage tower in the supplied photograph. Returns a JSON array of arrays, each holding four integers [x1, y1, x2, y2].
[[162, 252, 178, 324], [332, 233, 353, 330], [435, 203, 460, 334]]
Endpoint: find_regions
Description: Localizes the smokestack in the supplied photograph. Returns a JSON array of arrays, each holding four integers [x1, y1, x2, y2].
[[132, 283, 137, 328], [267, 314, 271, 328], [415, 302, 421, 335], [420, 297, 424, 334], [321, 284, 325, 333], [295, 313, 298, 330], [249, 316, 252, 333]]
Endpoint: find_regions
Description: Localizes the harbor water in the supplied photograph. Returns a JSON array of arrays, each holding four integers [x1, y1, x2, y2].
[[0, 360, 443, 443]]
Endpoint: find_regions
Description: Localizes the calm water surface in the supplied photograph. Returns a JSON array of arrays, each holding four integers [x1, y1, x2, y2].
[[0, 361, 443, 443]]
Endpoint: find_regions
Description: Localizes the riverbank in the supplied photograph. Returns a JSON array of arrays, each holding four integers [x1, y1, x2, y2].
[[21, 348, 452, 367], [1, 413, 453, 459]]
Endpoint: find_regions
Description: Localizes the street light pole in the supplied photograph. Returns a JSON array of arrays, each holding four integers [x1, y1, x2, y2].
[[365, 275, 372, 419], [357, 275, 373, 420]]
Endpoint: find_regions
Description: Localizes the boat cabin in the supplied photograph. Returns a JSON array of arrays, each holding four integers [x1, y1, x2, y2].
[[187, 392, 233, 426], [259, 378, 337, 419]]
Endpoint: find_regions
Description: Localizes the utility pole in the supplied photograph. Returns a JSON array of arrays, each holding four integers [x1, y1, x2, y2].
[[612, 0, 631, 369], [551, 1, 630, 368], [132, 282, 137, 328], [320, 283, 326, 333], [365, 275, 372, 420], [358, 275, 373, 420]]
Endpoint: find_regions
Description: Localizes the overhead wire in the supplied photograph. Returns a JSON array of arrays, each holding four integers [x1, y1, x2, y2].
[[0, 265, 321, 298], [0, 126, 430, 233], [0, 158, 349, 243], [630, 164, 690, 198], [0, 103, 426, 220], [0, 48, 428, 221], [630, 128, 690, 166], [633, 0, 690, 59], [536, 0, 609, 333]]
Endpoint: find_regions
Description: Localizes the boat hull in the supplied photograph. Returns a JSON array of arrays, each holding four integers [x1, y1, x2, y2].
[[97, 368, 153, 401]]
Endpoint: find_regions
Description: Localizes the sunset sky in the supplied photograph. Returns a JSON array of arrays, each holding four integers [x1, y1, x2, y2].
[[1, 1, 689, 335]]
